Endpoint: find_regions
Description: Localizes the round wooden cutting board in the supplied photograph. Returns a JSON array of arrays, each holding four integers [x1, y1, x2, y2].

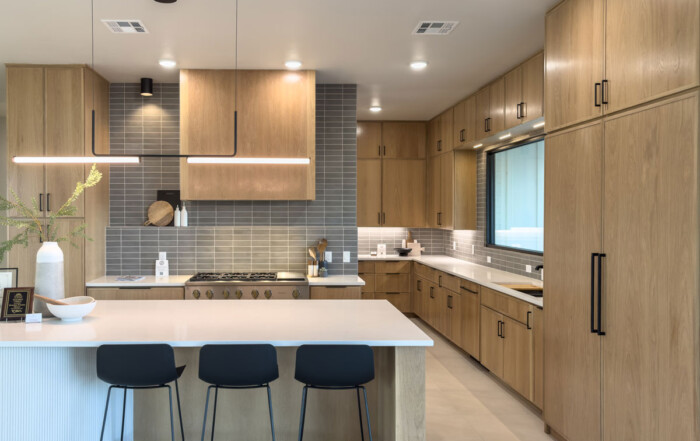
[[144, 201, 174, 226]]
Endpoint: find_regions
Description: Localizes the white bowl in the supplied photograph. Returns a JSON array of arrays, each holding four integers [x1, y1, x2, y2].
[[46, 296, 96, 322]]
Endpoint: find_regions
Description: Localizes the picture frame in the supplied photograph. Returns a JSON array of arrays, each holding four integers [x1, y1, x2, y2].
[[0, 268, 18, 290], [1, 287, 34, 321]]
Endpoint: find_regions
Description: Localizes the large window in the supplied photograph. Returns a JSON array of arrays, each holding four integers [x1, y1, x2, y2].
[[487, 139, 544, 254]]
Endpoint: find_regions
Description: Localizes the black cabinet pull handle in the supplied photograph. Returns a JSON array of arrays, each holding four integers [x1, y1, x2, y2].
[[597, 253, 606, 335], [591, 252, 599, 333], [602, 80, 609, 105], [501, 320, 505, 339], [516, 103, 521, 119], [484, 118, 488, 133], [594, 83, 602, 107], [383, 145, 386, 156], [378, 146, 381, 157], [417, 280, 422, 291], [521, 102, 526, 118], [447, 295, 453, 309], [430, 286, 435, 299], [39, 193, 43, 212], [459, 129, 465, 142], [526, 311, 532, 330], [487, 117, 492, 132], [497, 320, 501, 337], [382, 212, 386, 224], [46, 193, 51, 212], [438, 275, 442, 287], [460, 286, 478, 294], [437, 140, 442, 151]]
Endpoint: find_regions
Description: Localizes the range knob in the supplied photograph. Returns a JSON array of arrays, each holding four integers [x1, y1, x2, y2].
[[251, 289, 260, 299], [292, 289, 300, 299], [192, 290, 201, 300], [206, 290, 214, 299], [235, 289, 243, 299], [223, 289, 230, 299], [264, 289, 272, 299]]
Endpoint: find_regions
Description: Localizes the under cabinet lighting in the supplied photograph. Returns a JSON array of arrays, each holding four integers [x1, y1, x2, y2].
[[410, 61, 428, 70], [159, 59, 177, 68], [369, 106, 382, 113], [187, 157, 310, 165], [499, 133, 512, 140], [13, 156, 141, 164], [285, 60, 302, 70], [533, 121, 545, 128], [473, 144, 483, 149]]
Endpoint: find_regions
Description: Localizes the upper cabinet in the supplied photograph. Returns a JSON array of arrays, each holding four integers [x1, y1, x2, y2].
[[505, 52, 544, 130], [382, 122, 426, 159], [545, 0, 698, 132], [357, 121, 382, 159], [475, 80, 504, 137], [426, 151, 476, 230], [180, 69, 316, 200], [475, 86, 491, 140], [428, 109, 453, 156], [452, 95, 477, 148]]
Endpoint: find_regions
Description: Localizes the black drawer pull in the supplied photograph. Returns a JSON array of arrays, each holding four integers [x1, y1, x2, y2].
[[526, 311, 532, 330], [460, 286, 478, 294], [327, 286, 349, 289]]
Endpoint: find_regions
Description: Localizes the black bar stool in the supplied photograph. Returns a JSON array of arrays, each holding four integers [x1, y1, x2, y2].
[[96, 344, 186, 441], [294, 345, 375, 441], [198, 344, 279, 441]]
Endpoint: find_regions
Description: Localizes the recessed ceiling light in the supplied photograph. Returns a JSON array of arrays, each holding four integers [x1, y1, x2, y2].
[[369, 106, 382, 113], [410, 61, 428, 71], [285, 60, 302, 70], [159, 59, 176, 68], [473, 143, 483, 149]]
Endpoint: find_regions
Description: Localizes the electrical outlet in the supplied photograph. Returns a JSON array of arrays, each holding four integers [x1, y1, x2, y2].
[[471, 245, 475, 255], [487, 256, 491, 263], [452, 241, 457, 250], [326, 251, 332, 262], [526, 265, 532, 273], [343, 251, 350, 263]]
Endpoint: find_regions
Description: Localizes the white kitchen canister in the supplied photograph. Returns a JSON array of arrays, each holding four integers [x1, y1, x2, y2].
[[34, 242, 65, 316]]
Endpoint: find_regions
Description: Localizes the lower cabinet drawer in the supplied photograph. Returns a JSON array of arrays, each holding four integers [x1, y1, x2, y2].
[[86, 287, 185, 300], [376, 260, 411, 274], [437, 271, 460, 293], [376, 273, 410, 292], [309, 286, 362, 299], [359, 274, 375, 293], [414, 263, 437, 282], [358, 261, 375, 274], [481, 286, 532, 325], [374, 292, 411, 313]]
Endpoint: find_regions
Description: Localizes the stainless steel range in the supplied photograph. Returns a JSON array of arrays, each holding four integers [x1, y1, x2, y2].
[[185, 272, 309, 300]]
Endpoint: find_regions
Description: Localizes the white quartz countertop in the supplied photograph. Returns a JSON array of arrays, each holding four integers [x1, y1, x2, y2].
[[359, 254, 543, 308], [308, 275, 365, 286], [86, 275, 193, 287], [0, 300, 433, 348]]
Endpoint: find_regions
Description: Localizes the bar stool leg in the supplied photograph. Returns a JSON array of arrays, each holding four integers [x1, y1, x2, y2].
[[201, 386, 213, 441], [167, 385, 175, 441], [266, 384, 276, 441], [175, 379, 185, 441], [356, 387, 365, 441], [297, 386, 308, 441], [120, 387, 128, 441], [362, 386, 373, 441], [210, 386, 219, 441], [100, 386, 114, 441]]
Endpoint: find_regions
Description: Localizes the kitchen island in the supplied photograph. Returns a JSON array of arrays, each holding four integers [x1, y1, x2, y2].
[[0, 300, 431, 441]]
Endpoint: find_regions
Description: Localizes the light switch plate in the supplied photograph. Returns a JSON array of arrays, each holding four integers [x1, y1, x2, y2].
[[325, 251, 332, 263], [343, 251, 351, 263], [487, 256, 492, 263], [526, 265, 532, 273]]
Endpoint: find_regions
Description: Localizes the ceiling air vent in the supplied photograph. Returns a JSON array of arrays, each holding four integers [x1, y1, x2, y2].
[[412, 21, 459, 35], [101, 20, 149, 33]]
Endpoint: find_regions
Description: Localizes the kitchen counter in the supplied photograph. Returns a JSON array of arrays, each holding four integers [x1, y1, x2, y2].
[[0, 300, 430, 441], [359, 254, 543, 307], [87, 274, 365, 288], [0, 300, 430, 348]]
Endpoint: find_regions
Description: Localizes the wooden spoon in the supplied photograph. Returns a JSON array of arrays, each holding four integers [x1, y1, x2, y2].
[[34, 294, 69, 306], [318, 238, 327, 261], [308, 247, 317, 262]]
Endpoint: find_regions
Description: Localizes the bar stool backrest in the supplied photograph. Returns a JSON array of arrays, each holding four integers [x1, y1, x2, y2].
[[295, 345, 375, 388], [199, 344, 279, 387], [96, 344, 178, 387]]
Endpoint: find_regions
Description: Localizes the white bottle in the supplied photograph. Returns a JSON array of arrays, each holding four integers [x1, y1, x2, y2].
[[174, 205, 181, 227], [180, 202, 188, 227]]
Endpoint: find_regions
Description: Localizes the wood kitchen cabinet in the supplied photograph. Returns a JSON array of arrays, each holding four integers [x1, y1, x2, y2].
[[502, 316, 532, 400], [544, 92, 700, 440], [357, 122, 382, 159], [459, 279, 480, 360], [357, 122, 426, 227], [504, 52, 544, 130], [426, 151, 476, 230], [4, 64, 110, 292], [488, 78, 505, 134], [475, 86, 491, 139], [358, 260, 411, 312], [309, 286, 362, 300], [85, 287, 185, 300], [532, 307, 544, 410], [428, 109, 453, 156], [445, 289, 462, 347], [180, 69, 316, 200], [480, 306, 505, 378], [453, 96, 477, 148]]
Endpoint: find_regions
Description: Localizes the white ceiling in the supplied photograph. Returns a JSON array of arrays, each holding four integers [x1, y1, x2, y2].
[[0, 0, 556, 120]]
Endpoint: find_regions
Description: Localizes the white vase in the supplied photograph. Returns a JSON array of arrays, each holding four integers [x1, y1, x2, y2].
[[34, 242, 65, 316]]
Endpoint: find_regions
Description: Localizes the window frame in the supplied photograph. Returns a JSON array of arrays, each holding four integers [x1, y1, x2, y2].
[[485, 136, 545, 256]]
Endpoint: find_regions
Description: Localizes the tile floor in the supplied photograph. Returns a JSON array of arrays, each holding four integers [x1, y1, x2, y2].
[[414, 319, 555, 441]]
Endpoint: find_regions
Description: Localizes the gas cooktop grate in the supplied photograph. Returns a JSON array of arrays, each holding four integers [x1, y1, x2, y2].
[[189, 272, 277, 282]]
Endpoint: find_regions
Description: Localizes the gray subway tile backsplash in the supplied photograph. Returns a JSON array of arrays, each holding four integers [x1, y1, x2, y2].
[[107, 83, 358, 276]]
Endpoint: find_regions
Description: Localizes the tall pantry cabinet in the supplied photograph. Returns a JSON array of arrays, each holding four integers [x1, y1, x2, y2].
[[543, 0, 700, 439], [4, 64, 110, 293]]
